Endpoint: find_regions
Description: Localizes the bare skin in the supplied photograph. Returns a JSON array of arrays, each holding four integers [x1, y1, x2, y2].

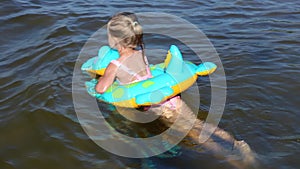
[[155, 99, 260, 169], [95, 47, 138, 93], [118, 98, 260, 169]]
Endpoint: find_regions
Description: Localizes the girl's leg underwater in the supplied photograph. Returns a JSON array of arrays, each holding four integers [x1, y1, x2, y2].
[[149, 98, 260, 169]]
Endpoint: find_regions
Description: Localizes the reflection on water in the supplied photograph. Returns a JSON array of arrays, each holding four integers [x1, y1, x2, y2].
[[1, 0, 299, 168]]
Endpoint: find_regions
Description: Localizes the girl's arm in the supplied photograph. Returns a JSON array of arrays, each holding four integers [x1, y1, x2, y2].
[[95, 63, 118, 94]]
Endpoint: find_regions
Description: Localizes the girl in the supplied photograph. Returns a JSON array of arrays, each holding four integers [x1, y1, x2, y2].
[[95, 12, 151, 93], [95, 12, 257, 168], [95, 12, 180, 113]]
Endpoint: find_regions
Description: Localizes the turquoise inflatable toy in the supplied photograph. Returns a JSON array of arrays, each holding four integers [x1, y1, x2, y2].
[[81, 45, 217, 108]]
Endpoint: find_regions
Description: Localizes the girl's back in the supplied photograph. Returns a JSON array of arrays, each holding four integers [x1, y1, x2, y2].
[[112, 50, 150, 84]]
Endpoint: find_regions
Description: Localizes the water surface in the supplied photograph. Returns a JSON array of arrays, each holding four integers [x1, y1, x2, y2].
[[1, 0, 299, 168]]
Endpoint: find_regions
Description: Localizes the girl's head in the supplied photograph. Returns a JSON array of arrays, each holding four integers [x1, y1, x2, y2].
[[107, 12, 143, 50]]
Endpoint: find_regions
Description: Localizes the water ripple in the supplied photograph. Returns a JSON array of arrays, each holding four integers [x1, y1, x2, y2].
[[0, 0, 300, 169]]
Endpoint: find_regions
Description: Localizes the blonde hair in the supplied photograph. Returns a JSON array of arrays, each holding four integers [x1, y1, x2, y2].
[[107, 12, 144, 49]]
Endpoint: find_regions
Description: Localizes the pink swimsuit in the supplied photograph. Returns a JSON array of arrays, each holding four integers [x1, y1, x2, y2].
[[111, 51, 179, 110], [111, 60, 152, 84], [110, 51, 152, 85]]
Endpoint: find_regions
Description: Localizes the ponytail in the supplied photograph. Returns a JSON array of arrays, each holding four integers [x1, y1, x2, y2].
[[108, 12, 144, 53]]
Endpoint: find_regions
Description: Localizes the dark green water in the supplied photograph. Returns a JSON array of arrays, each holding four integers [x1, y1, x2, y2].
[[1, 0, 299, 169]]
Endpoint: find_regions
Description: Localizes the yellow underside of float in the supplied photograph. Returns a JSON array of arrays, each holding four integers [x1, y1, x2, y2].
[[86, 69, 106, 77], [197, 66, 217, 76]]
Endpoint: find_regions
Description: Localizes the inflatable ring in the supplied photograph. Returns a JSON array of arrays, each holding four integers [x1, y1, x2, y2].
[[81, 45, 217, 108]]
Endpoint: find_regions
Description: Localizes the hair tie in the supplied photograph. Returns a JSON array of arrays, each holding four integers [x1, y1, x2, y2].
[[133, 21, 138, 26]]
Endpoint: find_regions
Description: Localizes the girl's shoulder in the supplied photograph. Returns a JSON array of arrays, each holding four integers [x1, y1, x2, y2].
[[121, 50, 143, 61], [131, 49, 143, 57], [111, 50, 144, 68]]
